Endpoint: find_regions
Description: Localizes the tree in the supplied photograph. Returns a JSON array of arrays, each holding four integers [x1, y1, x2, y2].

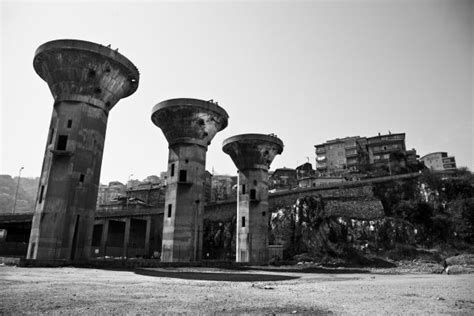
[[447, 198, 474, 243]]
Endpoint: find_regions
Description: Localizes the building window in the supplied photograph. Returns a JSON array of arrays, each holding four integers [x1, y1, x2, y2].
[[48, 128, 54, 145], [262, 211, 266, 217], [242, 216, 246, 227], [67, 120, 72, 128], [250, 189, 256, 200], [168, 204, 172, 218], [170, 164, 175, 177], [39, 185, 45, 203], [242, 184, 246, 195], [56, 135, 68, 151], [179, 170, 187, 182], [79, 174, 85, 183]]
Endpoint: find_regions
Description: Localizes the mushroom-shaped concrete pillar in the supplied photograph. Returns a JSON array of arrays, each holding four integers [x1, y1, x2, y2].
[[28, 39, 139, 261], [152, 98, 228, 262], [222, 134, 283, 263]]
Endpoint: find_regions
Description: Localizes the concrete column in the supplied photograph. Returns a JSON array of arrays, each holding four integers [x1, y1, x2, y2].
[[144, 216, 151, 257], [151, 98, 228, 262], [100, 219, 109, 257], [223, 134, 283, 263], [27, 39, 139, 261], [123, 218, 131, 258]]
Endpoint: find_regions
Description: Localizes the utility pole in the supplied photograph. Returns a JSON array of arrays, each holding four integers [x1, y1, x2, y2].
[[127, 173, 133, 211], [12, 167, 24, 214], [236, 170, 240, 261]]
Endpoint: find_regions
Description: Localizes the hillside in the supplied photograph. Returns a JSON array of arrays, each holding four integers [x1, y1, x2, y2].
[[0, 175, 39, 214]]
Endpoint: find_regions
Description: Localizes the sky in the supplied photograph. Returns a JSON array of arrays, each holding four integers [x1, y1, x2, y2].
[[1, 0, 472, 184]]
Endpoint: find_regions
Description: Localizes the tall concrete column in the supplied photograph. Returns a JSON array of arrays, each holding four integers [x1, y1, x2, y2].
[[151, 98, 228, 262], [144, 216, 151, 256], [222, 134, 283, 263], [123, 218, 131, 258], [100, 219, 109, 257], [27, 40, 139, 261]]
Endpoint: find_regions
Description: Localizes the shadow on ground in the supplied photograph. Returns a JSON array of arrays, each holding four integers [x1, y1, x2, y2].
[[247, 266, 371, 274], [135, 268, 299, 282]]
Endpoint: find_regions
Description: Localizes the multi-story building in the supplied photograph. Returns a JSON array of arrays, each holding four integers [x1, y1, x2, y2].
[[366, 132, 406, 167], [296, 162, 315, 179], [315, 136, 367, 176], [420, 152, 457, 171], [97, 181, 126, 206], [315, 132, 421, 177], [406, 149, 419, 166], [270, 167, 297, 190], [97, 175, 167, 206]]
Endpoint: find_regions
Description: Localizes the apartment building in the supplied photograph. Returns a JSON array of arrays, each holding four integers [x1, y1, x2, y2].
[[420, 152, 457, 171], [314, 136, 367, 176], [366, 132, 406, 167]]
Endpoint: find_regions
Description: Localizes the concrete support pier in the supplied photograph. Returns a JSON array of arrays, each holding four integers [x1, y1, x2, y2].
[[152, 98, 228, 262], [222, 134, 283, 263], [27, 39, 139, 261]]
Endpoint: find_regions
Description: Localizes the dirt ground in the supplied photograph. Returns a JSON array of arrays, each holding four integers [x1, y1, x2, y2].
[[1, 265, 473, 315]]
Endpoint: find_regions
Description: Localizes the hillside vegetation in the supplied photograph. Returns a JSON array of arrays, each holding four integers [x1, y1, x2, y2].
[[270, 168, 474, 265]]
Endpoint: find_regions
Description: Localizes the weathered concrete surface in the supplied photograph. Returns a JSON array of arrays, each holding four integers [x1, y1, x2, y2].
[[152, 98, 228, 262], [1, 266, 473, 314], [223, 134, 283, 263], [223, 134, 284, 171], [28, 39, 139, 261]]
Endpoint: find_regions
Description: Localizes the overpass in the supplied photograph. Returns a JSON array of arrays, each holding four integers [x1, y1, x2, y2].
[[0, 173, 420, 258]]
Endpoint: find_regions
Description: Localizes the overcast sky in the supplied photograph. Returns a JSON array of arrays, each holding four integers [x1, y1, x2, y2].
[[1, 0, 472, 184]]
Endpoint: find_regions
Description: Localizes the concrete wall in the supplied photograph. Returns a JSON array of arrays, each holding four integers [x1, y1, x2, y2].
[[205, 184, 384, 225]]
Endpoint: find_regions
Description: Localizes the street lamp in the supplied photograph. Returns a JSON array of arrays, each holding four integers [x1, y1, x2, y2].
[[12, 167, 24, 214]]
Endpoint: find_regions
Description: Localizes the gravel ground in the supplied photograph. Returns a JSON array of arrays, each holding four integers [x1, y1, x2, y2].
[[1, 265, 474, 315]]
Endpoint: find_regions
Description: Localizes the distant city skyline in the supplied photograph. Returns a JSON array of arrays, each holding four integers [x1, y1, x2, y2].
[[1, 0, 472, 183]]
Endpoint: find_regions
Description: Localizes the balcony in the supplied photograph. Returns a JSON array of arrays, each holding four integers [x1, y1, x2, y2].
[[50, 149, 73, 157], [442, 157, 455, 164], [344, 142, 357, 149], [345, 150, 358, 157], [315, 147, 326, 154], [372, 147, 387, 154], [368, 135, 404, 145], [443, 163, 456, 170], [346, 159, 358, 165], [316, 163, 327, 170], [373, 156, 389, 163]]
